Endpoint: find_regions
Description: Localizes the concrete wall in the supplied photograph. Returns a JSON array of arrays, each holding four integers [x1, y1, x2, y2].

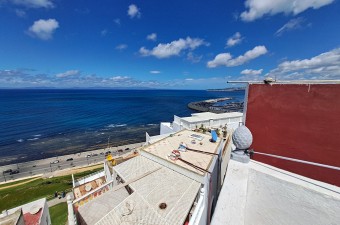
[[40, 200, 51, 225], [190, 138, 230, 225], [160, 122, 174, 135], [74, 170, 105, 187]]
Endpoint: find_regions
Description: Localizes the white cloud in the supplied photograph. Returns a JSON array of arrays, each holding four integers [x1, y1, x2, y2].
[[127, 4, 141, 19], [207, 45, 268, 68], [241, 69, 263, 75], [147, 33, 157, 41], [150, 70, 161, 74], [110, 76, 130, 81], [11, 0, 54, 8], [241, 0, 334, 22], [266, 48, 340, 80], [226, 32, 243, 47], [187, 52, 202, 63], [139, 37, 209, 59], [115, 44, 127, 50], [275, 17, 307, 36], [15, 9, 26, 17], [28, 18, 59, 40], [56, 70, 80, 78]]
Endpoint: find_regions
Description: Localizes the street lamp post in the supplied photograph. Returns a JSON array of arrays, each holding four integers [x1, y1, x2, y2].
[[107, 136, 111, 149], [2, 172, 6, 182]]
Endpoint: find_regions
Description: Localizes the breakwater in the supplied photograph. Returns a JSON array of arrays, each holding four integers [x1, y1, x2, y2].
[[188, 98, 244, 113]]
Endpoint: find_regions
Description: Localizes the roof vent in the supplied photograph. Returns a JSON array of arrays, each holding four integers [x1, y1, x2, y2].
[[159, 203, 167, 209]]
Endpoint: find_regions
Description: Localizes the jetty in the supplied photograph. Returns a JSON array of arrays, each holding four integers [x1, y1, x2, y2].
[[188, 97, 243, 113]]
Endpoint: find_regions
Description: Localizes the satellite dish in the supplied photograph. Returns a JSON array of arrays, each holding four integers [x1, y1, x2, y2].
[[232, 126, 253, 150], [29, 205, 41, 215]]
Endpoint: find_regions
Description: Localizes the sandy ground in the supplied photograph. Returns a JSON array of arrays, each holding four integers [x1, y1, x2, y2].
[[52, 163, 103, 177], [0, 176, 42, 190]]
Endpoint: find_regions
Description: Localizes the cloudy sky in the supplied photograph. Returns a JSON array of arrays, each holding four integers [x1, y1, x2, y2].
[[0, 0, 339, 89]]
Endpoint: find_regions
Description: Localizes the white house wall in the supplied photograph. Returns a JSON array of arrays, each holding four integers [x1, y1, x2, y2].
[[160, 122, 174, 135]]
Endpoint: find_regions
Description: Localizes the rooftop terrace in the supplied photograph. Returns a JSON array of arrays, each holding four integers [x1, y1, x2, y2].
[[143, 129, 223, 176], [73, 176, 106, 199]]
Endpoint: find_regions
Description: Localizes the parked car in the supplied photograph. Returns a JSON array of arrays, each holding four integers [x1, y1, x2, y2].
[[3, 169, 12, 174], [92, 153, 98, 157], [100, 152, 104, 155], [50, 160, 60, 164], [9, 170, 19, 175], [86, 155, 91, 158], [125, 148, 130, 151], [66, 158, 73, 161], [118, 149, 123, 153]]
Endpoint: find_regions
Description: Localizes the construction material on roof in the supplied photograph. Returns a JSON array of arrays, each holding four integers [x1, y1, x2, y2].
[[211, 130, 218, 142], [143, 130, 221, 175]]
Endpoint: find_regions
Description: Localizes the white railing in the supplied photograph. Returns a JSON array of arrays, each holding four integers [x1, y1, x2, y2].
[[103, 162, 112, 183], [189, 188, 206, 225], [74, 170, 105, 187]]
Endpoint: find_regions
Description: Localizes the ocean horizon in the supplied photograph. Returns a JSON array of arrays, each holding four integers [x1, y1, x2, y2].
[[0, 89, 244, 165]]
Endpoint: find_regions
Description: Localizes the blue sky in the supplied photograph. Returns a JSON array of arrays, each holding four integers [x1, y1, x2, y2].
[[0, 0, 339, 89]]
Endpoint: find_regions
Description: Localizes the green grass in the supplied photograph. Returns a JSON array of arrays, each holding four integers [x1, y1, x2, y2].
[[0, 167, 103, 212], [50, 202, 68, 225], [0, 177, 37, 189]]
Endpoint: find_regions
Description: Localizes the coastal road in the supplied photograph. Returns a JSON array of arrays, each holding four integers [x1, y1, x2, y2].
[[0, 142, 144, 183]]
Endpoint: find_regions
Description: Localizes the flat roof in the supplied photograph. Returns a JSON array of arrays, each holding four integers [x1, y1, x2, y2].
[[182, 112, 243, 123], [142, 130, 222, 175], [95, 155, 201, 225], [77, 188, 130, 225]]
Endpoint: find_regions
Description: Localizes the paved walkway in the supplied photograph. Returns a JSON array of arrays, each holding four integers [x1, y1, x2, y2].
[[48, 196, 68, 207]]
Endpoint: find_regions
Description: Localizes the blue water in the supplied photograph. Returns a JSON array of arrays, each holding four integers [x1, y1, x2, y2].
[[0, 89, 244, 165]]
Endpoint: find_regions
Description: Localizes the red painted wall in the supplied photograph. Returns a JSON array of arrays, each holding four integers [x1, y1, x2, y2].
[[246, 84, 340, 186]]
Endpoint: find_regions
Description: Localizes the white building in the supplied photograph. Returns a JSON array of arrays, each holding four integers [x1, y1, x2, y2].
[[160, 112, 243, 135], [0, 198, 51, 225], [68, 129, 233, 225]]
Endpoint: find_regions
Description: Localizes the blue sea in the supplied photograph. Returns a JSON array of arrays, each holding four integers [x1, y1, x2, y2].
[[0, 89, 244, 165]]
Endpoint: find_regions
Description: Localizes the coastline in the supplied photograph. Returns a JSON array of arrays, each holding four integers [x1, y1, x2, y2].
[[0, 124, 159, 166], [188, 97, 244, 113], [0, 141, 144, 183]]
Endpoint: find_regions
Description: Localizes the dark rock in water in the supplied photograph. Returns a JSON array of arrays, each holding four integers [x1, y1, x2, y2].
[[188, 98, 243, 113]]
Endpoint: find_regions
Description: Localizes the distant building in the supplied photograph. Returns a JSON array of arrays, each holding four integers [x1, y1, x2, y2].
[[0, 198, 51, 225], [159, 112, 243, 135], [68, 129, 233, 225]]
